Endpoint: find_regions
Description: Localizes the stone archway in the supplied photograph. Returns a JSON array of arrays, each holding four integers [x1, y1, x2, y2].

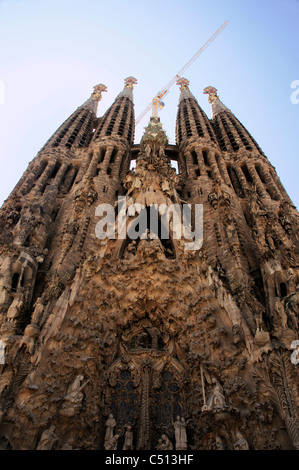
[[101, 321, 188, 450]]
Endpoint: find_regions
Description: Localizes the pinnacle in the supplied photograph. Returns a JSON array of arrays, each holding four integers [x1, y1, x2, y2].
[[116, 77, 137, 102], [203, 85, 231, 117], [176, 77, 198, 103], [81, 83, 107, 114]]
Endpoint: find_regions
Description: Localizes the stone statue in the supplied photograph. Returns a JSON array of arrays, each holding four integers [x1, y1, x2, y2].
[[60, 375, 86, 416], [233, 431, 249, 450], [161, 434, 173, 450], [6, 290, 25, 323], [156, 434, 173, 450], [206, 379, 226, 410], [105, 434, 119, 450], [156, 438, 164, 450], [65, 375, 84, 401], [104, 413, 116, 444], [173, 416, 188, 450], [123, 426, 134, 450], [31, 298, 45, 325], [36, 425, 59, 450]]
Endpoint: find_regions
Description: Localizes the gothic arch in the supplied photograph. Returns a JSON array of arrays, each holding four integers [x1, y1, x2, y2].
[[101, 317, 189, 450]]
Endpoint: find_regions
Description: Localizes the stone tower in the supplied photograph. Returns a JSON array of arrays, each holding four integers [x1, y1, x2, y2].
[[0, 75, 298, 451]]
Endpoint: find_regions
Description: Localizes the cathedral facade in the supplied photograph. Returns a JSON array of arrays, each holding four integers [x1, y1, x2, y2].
[[0, 76, 298, 450]]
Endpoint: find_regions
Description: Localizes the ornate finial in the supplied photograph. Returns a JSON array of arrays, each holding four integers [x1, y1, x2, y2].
[[203, 86, 219, 104], [124, 77, 138, 89], [140, 117, 168, 153], [176, 77, 190, 91], [91, 84, 107, 101]]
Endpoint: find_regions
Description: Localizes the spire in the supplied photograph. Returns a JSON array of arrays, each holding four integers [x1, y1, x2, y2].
[[176, 78, 217, 146], [116, 76, 137, 102], [40, 83, 107, 151], [81, 83, 107, 114], [203, 85, 264, 154], [177, 77, 198, 102], [93, 77, 137, 144], [203, 86, 230, 117]]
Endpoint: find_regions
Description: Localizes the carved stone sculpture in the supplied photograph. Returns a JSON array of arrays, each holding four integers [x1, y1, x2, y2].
[[233, 431, 249, 450], [156, 434, 173, 450], [206, 379, 226, 410], [104, 414, 117, 446], [123, 426, 134, 450], [105, 434, 119, 450], [173, 416, 188, 450], [36, 426, 59, 450], [0, 77, 298, 452], [60, 375, 85, 417]]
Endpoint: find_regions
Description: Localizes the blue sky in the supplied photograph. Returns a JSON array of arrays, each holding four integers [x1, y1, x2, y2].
[[0, 0, 298, 207]]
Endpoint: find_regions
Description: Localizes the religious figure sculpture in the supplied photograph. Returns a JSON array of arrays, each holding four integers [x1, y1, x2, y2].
[[123, 425, 134, 450], [206, 378, 226, 410], [36, 426, 59, 450], [104, 414, 117, 445], [162, 434, 173, 450], [156, 434, 173, 450], [233, 431, 249, 450], [60, 374, 86, 416], [173, 416, 188, 450], [105, 434, 119, 450], [156, 438, 164, 450], [6, 290, 25, 324]]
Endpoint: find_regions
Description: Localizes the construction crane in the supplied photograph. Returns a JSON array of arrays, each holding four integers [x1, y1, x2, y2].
[[135, 20, 229, 125]]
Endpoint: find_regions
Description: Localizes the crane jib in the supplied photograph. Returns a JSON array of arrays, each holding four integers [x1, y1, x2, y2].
[[135, 20, 229, 125]]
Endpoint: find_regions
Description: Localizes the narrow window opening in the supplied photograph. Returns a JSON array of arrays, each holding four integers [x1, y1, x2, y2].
[[220, 116, 239, 151], [50, 161, 61, 179], [119, 154, 127, 176], [280, 283, 287, 298], [255, 164, 266, 183], [227, 165, 243, 196], [241, 163, 253, 183], [109, 148, 117, 165], [202, 150, 209, 166], [170, 160, 178, 173], [11, 273, 20, 292], [191, 151, 198, 166], [130, 159, 136, 171]]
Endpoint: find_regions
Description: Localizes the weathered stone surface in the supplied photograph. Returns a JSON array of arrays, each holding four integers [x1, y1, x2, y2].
[[0, 78, 298, 450]]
